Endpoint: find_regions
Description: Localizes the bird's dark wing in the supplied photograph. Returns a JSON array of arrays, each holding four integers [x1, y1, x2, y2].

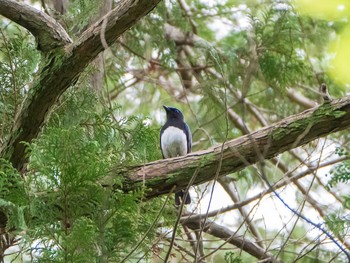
[[184, 122, 192, 153]]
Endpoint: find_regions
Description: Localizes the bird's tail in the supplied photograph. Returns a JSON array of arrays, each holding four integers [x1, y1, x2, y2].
[[175, 190, 191, 206]]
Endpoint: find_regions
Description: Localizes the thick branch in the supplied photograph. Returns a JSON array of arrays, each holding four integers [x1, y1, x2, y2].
[[0, 0, 161, 171], [0, 0, 71, 51], [115, 96, 350, 198]]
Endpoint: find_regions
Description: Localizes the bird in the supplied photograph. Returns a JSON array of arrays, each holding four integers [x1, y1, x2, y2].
[[160, 105, 192, 205]]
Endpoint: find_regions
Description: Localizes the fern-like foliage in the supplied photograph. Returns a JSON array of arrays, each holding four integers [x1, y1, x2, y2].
[[327, 148, 350, 188], [18, 84, 169, 261], [0, 26, 40, 140]]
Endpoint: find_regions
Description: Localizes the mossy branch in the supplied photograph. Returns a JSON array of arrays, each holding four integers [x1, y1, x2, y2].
[[111, 96, 350, 198]]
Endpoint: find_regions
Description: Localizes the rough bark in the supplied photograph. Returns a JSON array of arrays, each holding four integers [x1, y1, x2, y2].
[[0, 0, 72, 51], [111, 96, 350, 199], [0, 0, 161, 171]]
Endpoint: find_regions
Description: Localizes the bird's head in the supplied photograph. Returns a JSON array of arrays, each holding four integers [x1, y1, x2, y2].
[[163, 105, 184, 120]]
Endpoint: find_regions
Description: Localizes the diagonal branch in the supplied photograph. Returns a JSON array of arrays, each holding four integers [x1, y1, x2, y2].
[[183, 217, 282, 262], [0, 0, 161, 171], [114, 96, 350, 198], [0, 0, 72, 52]]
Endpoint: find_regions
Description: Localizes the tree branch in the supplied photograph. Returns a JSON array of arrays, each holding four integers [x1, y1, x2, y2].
[[0, 0, 72, 52], [287, 88, 318, 109], [0, 0, 161, 171], [114, 96, 350, 198], [183, 217, 281, 262]]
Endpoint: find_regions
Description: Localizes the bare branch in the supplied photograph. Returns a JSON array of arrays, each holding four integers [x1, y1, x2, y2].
[[287, 88, 318, 109]]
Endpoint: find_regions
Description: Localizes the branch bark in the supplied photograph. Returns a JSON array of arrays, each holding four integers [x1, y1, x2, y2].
[[0, 0, 72, 52], [113, 96, 350, 198], [0, 0, 161, 171]]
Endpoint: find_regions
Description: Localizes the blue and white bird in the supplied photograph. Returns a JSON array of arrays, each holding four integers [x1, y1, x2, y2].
[[160, 105, 192, 205]]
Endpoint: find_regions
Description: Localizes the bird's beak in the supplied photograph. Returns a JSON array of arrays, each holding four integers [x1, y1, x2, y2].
[[163, 105, 169, 111]]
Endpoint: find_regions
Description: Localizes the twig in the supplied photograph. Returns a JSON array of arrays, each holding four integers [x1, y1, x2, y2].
[[182, 156, 347, 221], [259, 163, 350, 261], [193, 53, 229, 262], [120, 185, 175, 263], [164, 167, 201, 262]]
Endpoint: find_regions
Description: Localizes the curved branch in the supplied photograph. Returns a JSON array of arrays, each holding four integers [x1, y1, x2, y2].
[[0, 0, 72, 51], [115, 96, 350, 198]]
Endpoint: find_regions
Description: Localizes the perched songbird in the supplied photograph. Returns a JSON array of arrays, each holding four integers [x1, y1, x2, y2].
[[160, 105, 192, 205]]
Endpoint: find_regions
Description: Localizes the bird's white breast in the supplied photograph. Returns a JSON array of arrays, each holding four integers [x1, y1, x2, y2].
[[161, 126, 187, 158]]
